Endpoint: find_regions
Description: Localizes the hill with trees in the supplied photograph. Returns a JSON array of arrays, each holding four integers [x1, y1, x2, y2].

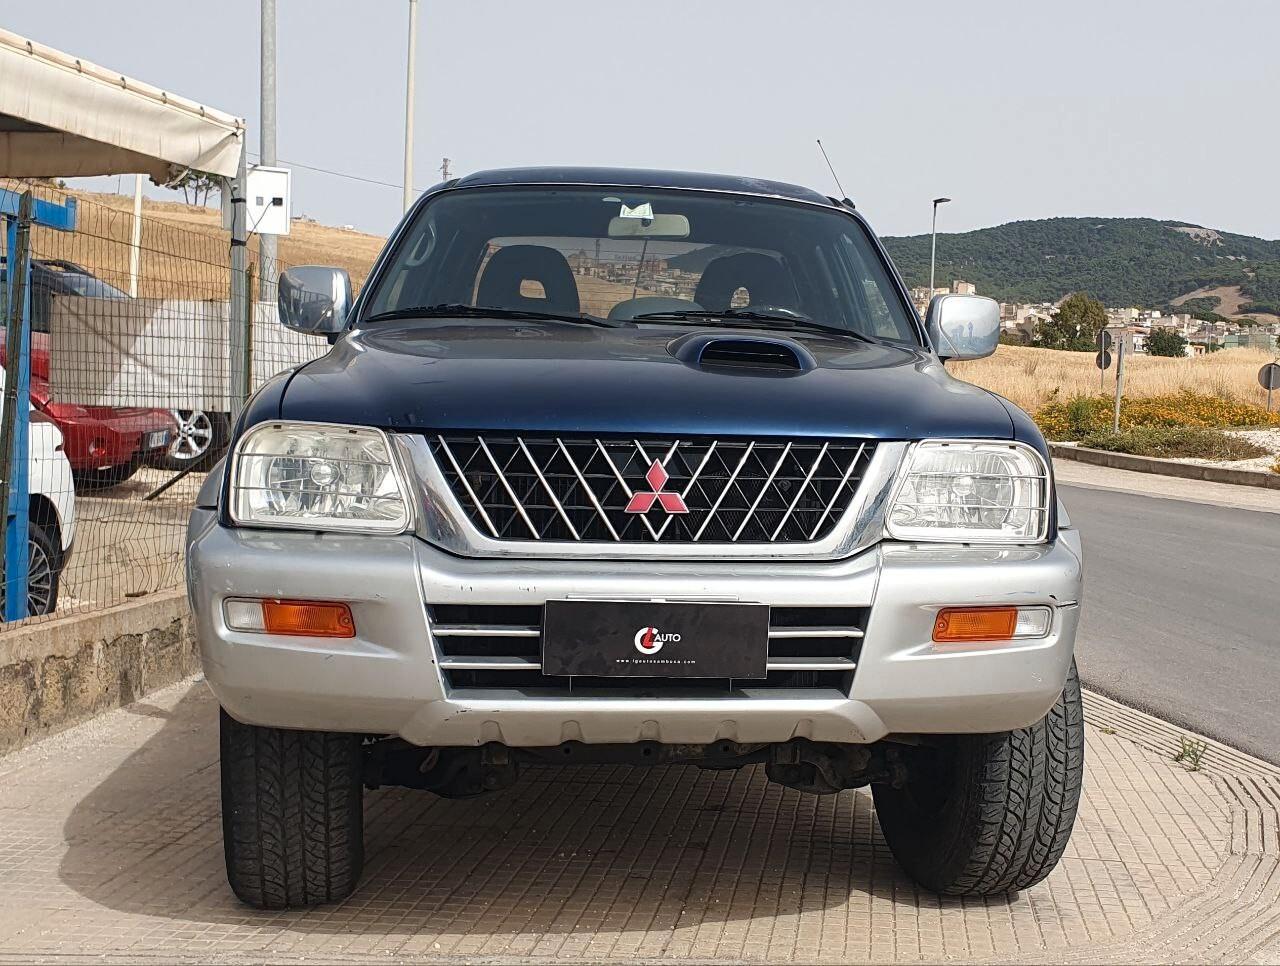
[[881, 217, 1280, 315]]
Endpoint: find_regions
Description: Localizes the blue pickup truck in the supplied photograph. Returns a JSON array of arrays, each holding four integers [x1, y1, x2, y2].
[[187, 167, 1084, 908]]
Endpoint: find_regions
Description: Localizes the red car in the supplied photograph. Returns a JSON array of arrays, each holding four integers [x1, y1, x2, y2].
[[1, 259, 175, 489]]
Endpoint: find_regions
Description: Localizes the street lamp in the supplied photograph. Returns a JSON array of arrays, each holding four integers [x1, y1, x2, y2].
[[930, 196, 951, 298], [402, 0, 419, 213]]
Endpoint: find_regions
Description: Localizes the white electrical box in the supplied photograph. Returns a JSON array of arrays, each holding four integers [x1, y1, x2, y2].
[[222, 165, 292, 235]]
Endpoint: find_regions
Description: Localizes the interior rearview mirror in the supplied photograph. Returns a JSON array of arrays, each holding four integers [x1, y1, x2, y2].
[[278, 265, 353, 336], [607, 213, 691, 239], [926, 294, 1001, 361]]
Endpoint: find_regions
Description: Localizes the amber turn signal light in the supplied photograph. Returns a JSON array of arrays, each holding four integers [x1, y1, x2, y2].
[[932, 606, 1018, 643], [261, 599, 355, 638], [226, 598, 356, 638]]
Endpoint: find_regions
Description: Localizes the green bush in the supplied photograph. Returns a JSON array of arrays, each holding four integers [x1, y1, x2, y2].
[[1078, 426, 1269, 461]]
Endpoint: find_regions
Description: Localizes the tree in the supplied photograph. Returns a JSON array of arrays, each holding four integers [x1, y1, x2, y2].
[[1033, 292, 1107, 351], [1146, 328, 1188, 357], [169, 169, 220, 207]]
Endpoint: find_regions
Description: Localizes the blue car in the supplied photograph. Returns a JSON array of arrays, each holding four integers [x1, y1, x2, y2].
[[187, 167, 1083, 907]]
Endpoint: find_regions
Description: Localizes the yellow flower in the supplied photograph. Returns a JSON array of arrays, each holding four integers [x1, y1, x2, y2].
[[1035, 392, 1279, 440]]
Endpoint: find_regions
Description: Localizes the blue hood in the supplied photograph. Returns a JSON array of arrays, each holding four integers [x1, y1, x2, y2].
[[278, 320, 1016, 440]]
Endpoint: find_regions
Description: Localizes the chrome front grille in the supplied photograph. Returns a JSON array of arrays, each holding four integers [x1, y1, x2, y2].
[[429, 435, 876, 544], [431, 604, 864, 693]]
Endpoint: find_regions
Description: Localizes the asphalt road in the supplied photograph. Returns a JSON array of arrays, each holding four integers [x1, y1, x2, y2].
[[1062, 483, 1280, 763]]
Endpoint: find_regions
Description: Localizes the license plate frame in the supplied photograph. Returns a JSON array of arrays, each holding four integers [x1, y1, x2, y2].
[[144, 430, 169, 451], [542, 599, 770, 679]]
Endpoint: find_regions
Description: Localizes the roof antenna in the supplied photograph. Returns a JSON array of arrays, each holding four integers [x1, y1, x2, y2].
[[816, 139, 849, 202]]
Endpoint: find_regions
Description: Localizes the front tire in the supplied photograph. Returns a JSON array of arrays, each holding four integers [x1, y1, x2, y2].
[[0, 521, 60, 617], [219, 709, 365, 909], [873, 661, 1084, 896]]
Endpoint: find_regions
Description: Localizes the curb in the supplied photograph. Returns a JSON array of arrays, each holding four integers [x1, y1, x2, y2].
[[1041, 690, 1280, 965], [1049, 442, 1280, 489], [1082, 689, 1280, 780]]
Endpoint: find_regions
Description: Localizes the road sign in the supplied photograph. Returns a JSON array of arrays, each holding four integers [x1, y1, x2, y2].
[[1261, 362, 1280, 412], [1097, 330, 1113, 351], [1095, 350, 1112, 371]]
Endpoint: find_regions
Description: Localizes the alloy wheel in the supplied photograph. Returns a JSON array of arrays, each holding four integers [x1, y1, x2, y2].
[[26, 536, 53, 616], [168, 409, 215, 463], [0, 532, 55, 617]]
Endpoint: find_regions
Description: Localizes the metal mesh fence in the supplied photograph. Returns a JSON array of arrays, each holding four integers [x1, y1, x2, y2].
[[0, 179, 337, 627]]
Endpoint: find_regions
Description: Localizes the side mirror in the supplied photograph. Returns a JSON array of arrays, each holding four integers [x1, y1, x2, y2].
[[926, 294, 1000, 361], [278, 265, 353, 336]]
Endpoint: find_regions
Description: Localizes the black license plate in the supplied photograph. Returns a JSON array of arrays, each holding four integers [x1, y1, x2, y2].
[[542, 599, 770, 679]]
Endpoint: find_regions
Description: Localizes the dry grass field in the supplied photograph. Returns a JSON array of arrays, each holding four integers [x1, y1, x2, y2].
[[1172, 284, 1280, 326], [951, 344, 1279, 413], [7, 183, 386, 299]]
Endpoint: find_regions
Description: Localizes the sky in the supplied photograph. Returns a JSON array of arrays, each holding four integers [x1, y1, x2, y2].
[[6, 0, 1279, 240]]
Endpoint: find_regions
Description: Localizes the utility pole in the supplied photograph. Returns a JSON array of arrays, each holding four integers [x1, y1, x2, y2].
[[402, 0, 419, 213], [930, 197, 951, 298], [440, 157, 451, 181], [259, 0, 277, 300], [1112, 335, 1126, 433], [228, 144, 249, 423]]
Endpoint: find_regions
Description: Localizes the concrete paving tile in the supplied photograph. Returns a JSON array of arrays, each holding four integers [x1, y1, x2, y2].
[[0, 678, 1276, 963]]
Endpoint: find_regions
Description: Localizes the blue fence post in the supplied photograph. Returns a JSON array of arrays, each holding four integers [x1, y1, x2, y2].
[[1, 189, 77, 621], [2, 214, 30, 621]]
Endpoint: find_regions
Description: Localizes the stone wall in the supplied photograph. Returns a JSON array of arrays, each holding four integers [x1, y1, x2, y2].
[[0, 589, 196, 754]]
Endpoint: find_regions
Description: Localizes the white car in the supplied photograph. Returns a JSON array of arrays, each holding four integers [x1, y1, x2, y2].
[[1, 367, 76, 617]]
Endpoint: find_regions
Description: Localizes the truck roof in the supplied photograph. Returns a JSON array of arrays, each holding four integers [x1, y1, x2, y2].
[[452, 166, 836, 206]]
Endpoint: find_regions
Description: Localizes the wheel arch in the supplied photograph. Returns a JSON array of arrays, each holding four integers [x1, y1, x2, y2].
[[28, 493, 63, 560]]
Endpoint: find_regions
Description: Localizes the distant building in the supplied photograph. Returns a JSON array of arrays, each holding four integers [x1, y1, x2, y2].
[[1221, 331, 1277, 351], [1151, 312, 1192, 331], [951, 280, 976, 295], [911, 285, 953, 314], [997, 302, 1052, 343], [1125, 326, 1148, 354]]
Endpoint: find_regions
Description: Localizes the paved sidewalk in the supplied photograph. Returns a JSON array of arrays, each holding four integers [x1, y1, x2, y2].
[[0, 679, 1277, 964], [1053, 457, 1280, 514]]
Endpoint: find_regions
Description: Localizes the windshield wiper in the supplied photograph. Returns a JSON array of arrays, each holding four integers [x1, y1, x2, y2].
[[363, 303, 624, 328], [632, 309, 877, 343]]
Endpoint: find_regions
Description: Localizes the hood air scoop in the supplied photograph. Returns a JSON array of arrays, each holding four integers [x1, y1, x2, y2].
[[669, 333, 815, 374]]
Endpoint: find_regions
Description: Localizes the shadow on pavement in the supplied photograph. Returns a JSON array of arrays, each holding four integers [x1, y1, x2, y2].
[[59, 681, 963, 938]]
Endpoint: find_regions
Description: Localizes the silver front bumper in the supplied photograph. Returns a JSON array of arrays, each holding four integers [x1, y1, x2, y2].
[[187, 509, 1083, 746]]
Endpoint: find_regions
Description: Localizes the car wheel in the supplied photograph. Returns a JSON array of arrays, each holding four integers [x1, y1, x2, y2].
[[73, 460, 141, 492], [156, 410, 229, 472], [872, 661, 1084, 896], [220, 708, 365, 909], [0, 522, 60, 617]]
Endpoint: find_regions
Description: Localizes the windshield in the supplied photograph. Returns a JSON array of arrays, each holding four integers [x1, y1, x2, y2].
[[362, 186, 919, 343], [49, 272, 130, 299]]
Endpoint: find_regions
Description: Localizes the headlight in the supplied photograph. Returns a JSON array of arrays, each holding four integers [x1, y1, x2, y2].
[[886, 440, 1050, 544], [230, 422, 411, 533]]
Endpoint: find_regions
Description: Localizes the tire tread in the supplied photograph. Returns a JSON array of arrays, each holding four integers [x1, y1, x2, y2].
[[873, 661, 1085, 896], [220, 709, 364, 909]]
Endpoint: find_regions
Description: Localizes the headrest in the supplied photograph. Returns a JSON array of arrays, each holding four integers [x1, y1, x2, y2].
[[476, 245, 580, 315], [694, 252, 797, 310]]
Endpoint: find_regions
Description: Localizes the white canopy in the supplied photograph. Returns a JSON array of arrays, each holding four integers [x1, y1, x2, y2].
[[0, 28, 243, 181]]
